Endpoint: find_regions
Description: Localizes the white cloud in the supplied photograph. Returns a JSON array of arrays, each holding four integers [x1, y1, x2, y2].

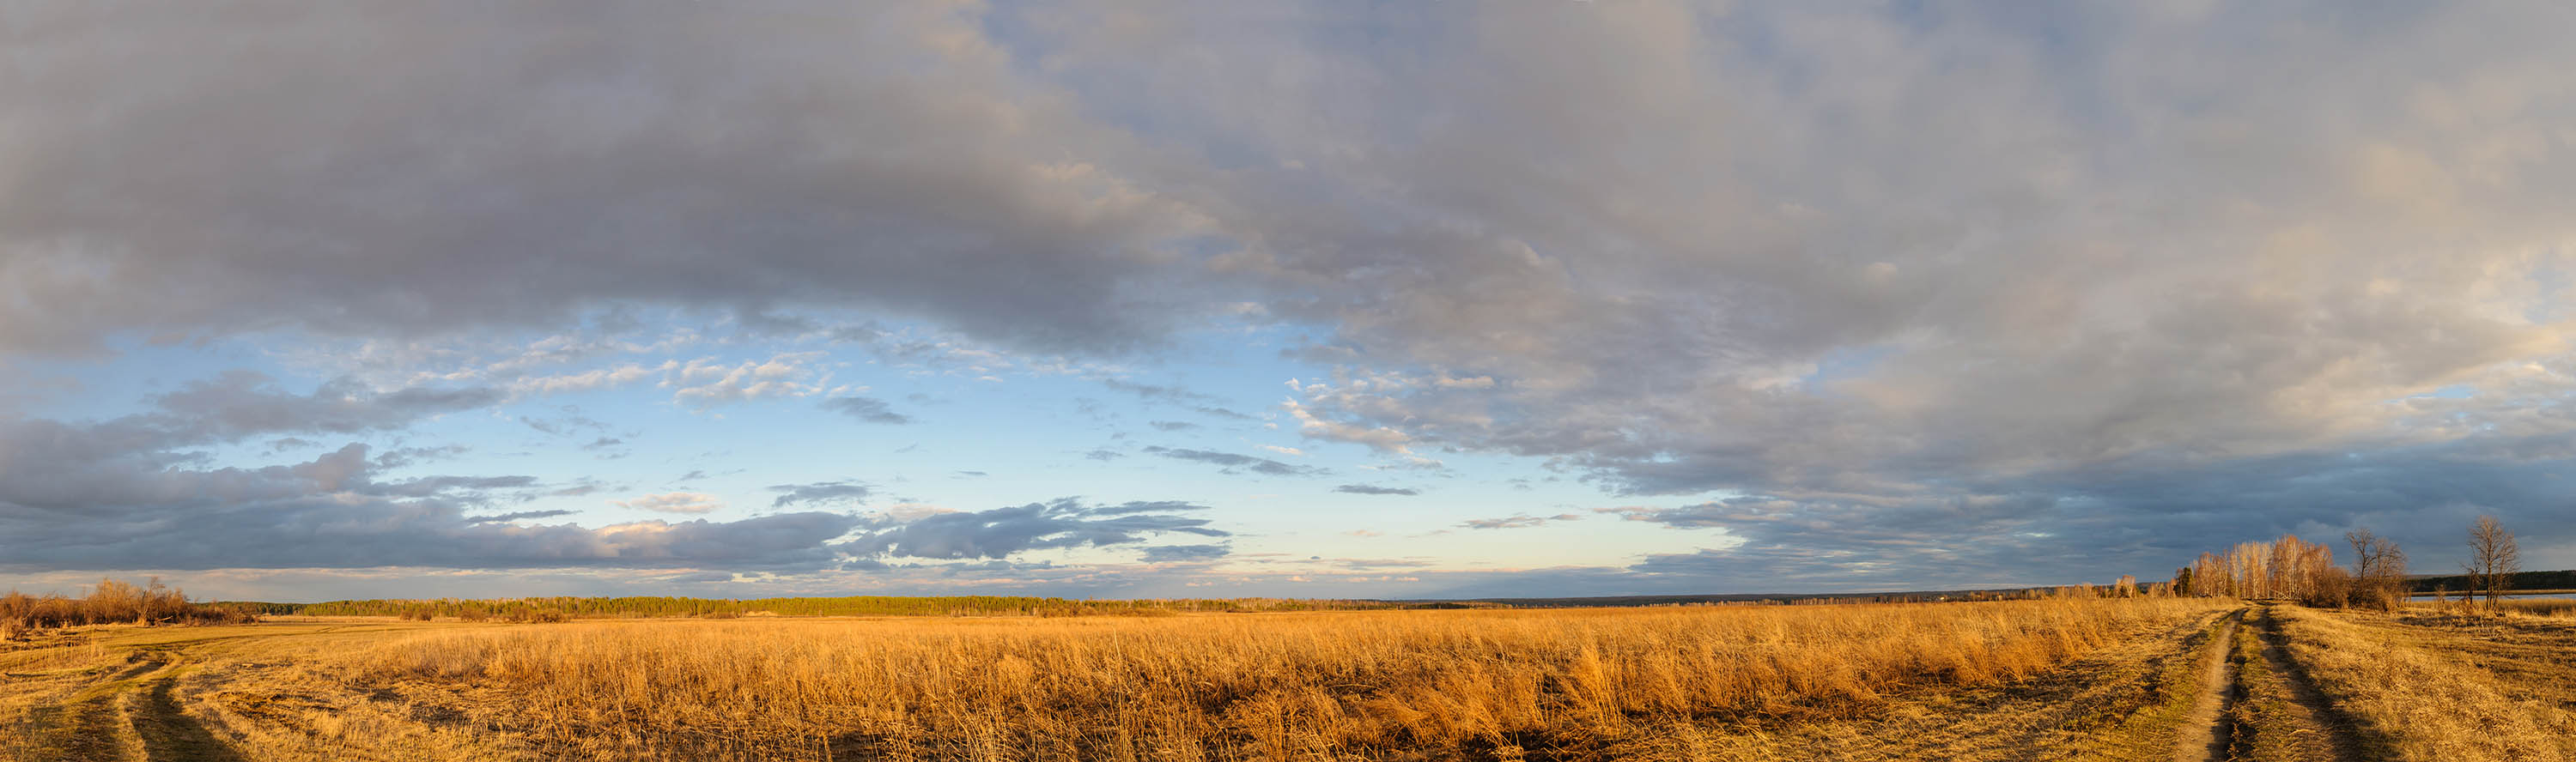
[[612, 492, 726, 515], [668, 353, 829, 408], [511, 362, 665, 397]]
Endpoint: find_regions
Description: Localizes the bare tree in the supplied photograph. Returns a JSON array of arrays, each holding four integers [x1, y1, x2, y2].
[[2346, 529, 2382, 578], [2464, 515, 2519, 609], [2192, 553, 2231, 597], [2341, 529, 2407, 609]]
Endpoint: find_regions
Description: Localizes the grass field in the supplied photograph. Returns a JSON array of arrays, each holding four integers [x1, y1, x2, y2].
[[2, 597, 2567, 761]]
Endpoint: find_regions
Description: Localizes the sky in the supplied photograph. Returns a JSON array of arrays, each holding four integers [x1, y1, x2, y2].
[[3, 2, 2573, 602]]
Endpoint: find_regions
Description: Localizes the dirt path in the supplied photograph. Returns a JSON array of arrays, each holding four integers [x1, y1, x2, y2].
[[9, 646, 244, 762], [2172, 611, 2240, 762]]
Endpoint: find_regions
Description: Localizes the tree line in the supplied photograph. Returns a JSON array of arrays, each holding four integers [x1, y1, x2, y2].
[[2, 578, 258, 638], [238, 594, 1412, 621], [2169, 515, 2524, 611]]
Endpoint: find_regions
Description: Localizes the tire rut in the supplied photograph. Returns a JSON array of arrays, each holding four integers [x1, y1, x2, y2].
[[2250, 608, 2367, 762], [126, 670, 250, 762], [13, 646, 247, 762], [2172, 609, 2241, 762], [22, 654, 167, 762]]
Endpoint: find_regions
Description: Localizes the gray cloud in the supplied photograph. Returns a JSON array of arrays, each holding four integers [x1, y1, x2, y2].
[[1141, 446, 1321, 477], [0, 3, 1212, 358], [1334, 484, 1419, 496], [1147, 420, 1198, 432], [838, 499, 1226, 560], [659, 571, 737, 584], [769, 481, 872, 509], [1086, 500, 1212, 516], [1097, 380, 1253, 421], [375, 475, 542, 499], [821, 396, 913, 425], [465, 509, 578, 523], [6, 3, 2576, 585], [1459, 513, 1585, 530], [0, 382, 867, 571], [148, 372, 499, 442], [0, 433, 863, 570], [372, 444, 471, 470], [1099, 379, 1217, 404], [1139, 544, 1230, 562]]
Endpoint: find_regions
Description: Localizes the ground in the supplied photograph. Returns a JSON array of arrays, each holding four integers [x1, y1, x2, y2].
[[0, 603, 2567, 761]]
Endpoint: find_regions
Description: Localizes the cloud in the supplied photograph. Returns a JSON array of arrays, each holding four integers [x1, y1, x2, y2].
[[659, 571, 737, 584], [1334, 484, 1419, 496], [821, 396, 913, 425], [1140, 446, 1321, 477], [372, 444, 471, 469], [145, 371, 498, 441], [0, 3, 1211, 358], [1147, 420, 1198, 432], [0, 426, 862, 571], [838, 499, 1226, 559], [1139, 544, 1230, 562], [668, 354, 829, 408], [7, 3, 2576, 589], [1085, 500, 1213, 516], [1459, 513, 1584, 530], [1100, 379, 1218, 405], [465, 509, 578, 523], [1284, 398, 1415, 453], [769, 481, 872, 509], [1083, 449, 1125, 461], [510, 363, 660, 397], [613, 492, 726, 515]]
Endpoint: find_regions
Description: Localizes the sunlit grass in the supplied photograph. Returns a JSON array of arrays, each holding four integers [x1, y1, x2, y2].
[[350, 597, 2227, 760]]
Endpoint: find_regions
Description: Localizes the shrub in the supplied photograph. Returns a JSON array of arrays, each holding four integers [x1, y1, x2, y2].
[[0, 578, 255, 632]]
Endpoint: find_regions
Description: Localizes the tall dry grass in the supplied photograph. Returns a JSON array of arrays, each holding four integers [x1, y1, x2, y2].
[[2498, 597, 2576, 617], [2409, 594, 2576, 618], [2271, 606, 2574, 762], [355, 597, 2226, 761]]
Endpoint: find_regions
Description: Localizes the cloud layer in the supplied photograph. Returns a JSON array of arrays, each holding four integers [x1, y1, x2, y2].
[[3, 3, 2574, 590]]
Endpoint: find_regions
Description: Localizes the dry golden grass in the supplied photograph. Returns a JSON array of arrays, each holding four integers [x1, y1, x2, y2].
[[333, 597, 2225, 761], [27, 591, 2576, 761], [47, 597, 2518, 762], [1688, 606, 2239, 762], [2270, 605, 2576, 762], [2498, 597, 2576, 617], [2410, 595, 2576, 618]]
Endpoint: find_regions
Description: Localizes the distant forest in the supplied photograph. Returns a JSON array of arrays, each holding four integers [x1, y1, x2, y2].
[[228, 595, 1413, 620], [2409, 569, 2576, 593], [204, 568, 2572, 623]]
